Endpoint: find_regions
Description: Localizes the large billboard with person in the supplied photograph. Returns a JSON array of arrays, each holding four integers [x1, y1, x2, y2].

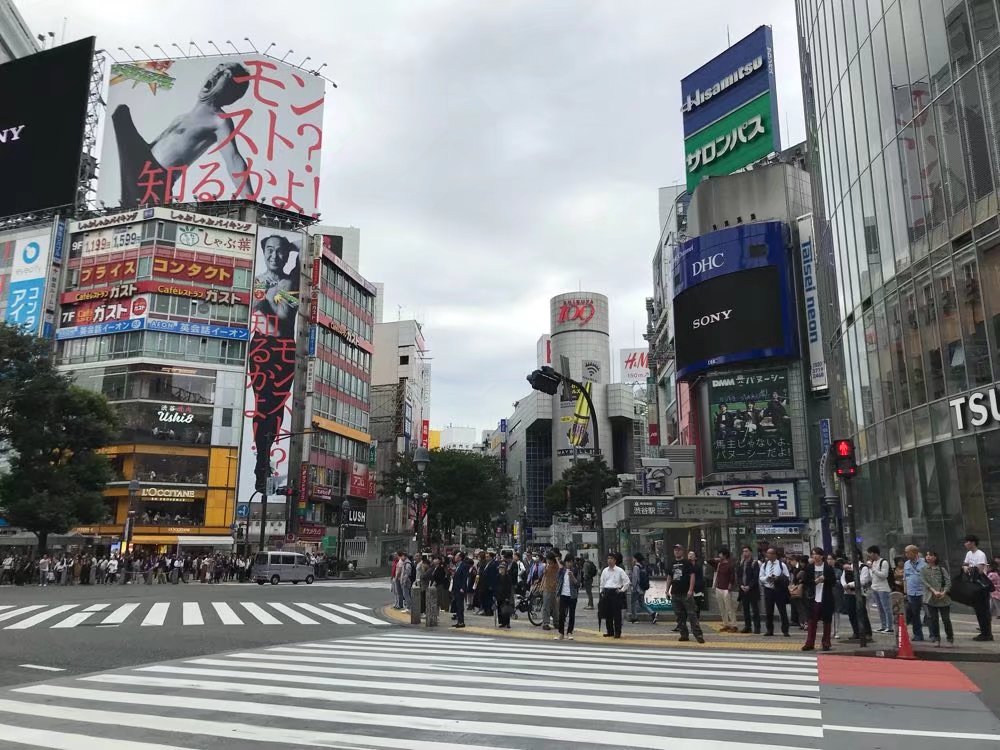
[[238, 227, 304, 502], [707, 368, 793, 471], [99, 55, 325, 216], [0, 38, 95, 218]]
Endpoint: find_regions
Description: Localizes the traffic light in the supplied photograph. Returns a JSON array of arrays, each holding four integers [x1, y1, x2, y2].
[[830, 438, 858, 479], [526, 366, 562, 395]]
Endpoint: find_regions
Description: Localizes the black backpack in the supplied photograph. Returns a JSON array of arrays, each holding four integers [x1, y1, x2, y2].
[[638, 564, 650, 591]]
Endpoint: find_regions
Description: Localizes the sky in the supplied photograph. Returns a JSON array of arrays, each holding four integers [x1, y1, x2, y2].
[[18, 0, 806, 433]]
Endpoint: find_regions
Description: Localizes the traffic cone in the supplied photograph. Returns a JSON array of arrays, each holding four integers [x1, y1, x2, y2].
[[896, 612, 915, 659]]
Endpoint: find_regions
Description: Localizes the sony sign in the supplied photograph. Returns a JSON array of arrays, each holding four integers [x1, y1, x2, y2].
[[950, 389, 1000, 431], [692, 309, 732, 330], [798, 215, 828, 391], [0, 125, 25, 145], [681, 56, 763, 113]]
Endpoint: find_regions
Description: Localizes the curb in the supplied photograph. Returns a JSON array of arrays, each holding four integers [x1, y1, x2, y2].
[[842, 646, 1000, 663], [380, 606, 808, 651]]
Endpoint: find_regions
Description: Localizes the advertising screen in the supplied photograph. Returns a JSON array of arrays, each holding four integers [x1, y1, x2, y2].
[[707, 368, 793, 472], [4, 230, 53, 335], [673, 221, 795, 378], [680, 26, 779, 192], [0, 38, 94, 218], [99, 55, 325, 216], [620, 348, 649, 385], [238, 226, 304, 503]]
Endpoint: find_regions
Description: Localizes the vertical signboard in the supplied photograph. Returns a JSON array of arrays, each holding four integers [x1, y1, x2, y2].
[[558, 361, 599, 457], [620, 348, 650, 385], [420, 419, 430, 449], [681, 26, 780, 192], [708, 367, 793, 471], [239, 227, 304, 502], [99, 55, 325, 215], [6, 231, 52, 335], [797, 214, 828, 391]]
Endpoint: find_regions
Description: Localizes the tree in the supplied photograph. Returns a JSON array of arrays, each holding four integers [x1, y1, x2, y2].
[[0, 324, 118, 553], [380, 449, 510, 543], [544, 456, 618, 522]]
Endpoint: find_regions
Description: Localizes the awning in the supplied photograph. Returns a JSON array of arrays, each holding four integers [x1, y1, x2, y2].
[[177, 535, 234, 547], [132, 535, 178, 545]]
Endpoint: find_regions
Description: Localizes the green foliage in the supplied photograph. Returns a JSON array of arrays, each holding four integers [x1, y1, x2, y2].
[[380, 448, 511, 535], [0, 324, 118, 551], [544, 456, 618, 517]]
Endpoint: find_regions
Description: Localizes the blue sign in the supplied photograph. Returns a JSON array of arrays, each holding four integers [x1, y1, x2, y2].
[[55, 317, 250, 342], [819, 418, 831, 454], [52, 220, 66, 262], [54, 318, 144, 340], [499, 418, 507, 433], [680, 25, 779, 139], [674, 221, 787, 296], [308, 325, 317, 357], [236, 504, 250, 519]]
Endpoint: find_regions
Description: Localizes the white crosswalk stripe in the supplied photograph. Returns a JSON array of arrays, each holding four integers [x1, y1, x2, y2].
[[0, 630, 824, 749], [0, 602, 384, 630]]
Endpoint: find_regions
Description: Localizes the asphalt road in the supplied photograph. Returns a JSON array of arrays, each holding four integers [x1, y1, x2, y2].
[[0, 578, 391, 687]]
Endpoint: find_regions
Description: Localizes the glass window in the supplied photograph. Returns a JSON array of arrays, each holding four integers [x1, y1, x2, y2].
[[956, 247, 994, 385], [914, 405, 933, 445], [232, 268, 251, 290], [902, 0, 932, 87], [956, 70, 996, 212], [860, 169, 882, 293], [980, 48, 1000, 194], [933, 87, 972, 232], [900, 284, 928, 404], [152, 294, 171, 314], [970, 0, 1000, 57], [858, 40, 883, 161], [133, 453, 208, 484], [897, 135, 929, 257], [137, 256, 153, 279], [933, 259, 969, 394], [884, 138, 914, 273], [931, 398, 953, 437], [869, 0, 885, 29], [975, 432, 1000, 554], [875, 299, 897, 415], [832, 0, 849, 82], [872, 21, 898, 147], [923, 0, 953, 93], [945, 0, 976, 78], [864, 309, 884, 422], [885, 3, 912, 125]]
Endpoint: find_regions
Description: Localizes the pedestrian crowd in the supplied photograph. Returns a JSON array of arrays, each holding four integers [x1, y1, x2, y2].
[[0, 551, 257, 586], [388, 534, 999, 648]]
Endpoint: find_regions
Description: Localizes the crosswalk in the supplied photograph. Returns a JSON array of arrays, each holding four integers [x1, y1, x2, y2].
[[0, 630, 828, 749], [0, 601, 385, 630]]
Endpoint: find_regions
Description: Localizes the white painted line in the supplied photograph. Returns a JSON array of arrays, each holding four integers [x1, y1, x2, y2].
[[0, 699, 520, 750], [138, 664, 821, 719], [0, 720, 192, 750], [17, 664, 65, 672], [220, 652, 821, 692], [239, 602, 280, 625], [343, 602, 371, 610], [293, 602, 352, 624], [51, 604, 110, 629], [141, 602, 169, 627], [100, 603, 140, 625], [824, 724, 1000, 742], [323, 603, 388, 625], [181, 603, 203, 626], [0, 605, 47, 623], [5, 605, 78, 630], [13, 685, 819, 748], [0, 606, 14, 612], [267, 602, 318, 625], [211, 602, 243, 625], [83, 604, 110, 612]]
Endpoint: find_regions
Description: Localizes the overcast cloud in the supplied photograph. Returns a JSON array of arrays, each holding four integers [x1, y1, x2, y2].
[[19, 0, 805, 432]]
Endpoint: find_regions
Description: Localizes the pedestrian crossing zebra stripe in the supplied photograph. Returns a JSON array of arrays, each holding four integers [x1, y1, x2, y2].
[[0, 603, 388, 629]]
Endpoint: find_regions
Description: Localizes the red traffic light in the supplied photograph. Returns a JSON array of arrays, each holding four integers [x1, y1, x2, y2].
[[834, 439, 852, 457], [830, 438, 858, 479]]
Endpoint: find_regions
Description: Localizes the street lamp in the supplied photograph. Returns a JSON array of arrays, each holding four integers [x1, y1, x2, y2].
[[125, 478, 141, 552], [412, 447, 431, 550], [338, 498, 351, 577]]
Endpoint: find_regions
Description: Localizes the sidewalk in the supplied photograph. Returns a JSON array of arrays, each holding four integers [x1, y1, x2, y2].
[[382, 601, 1000, 659]]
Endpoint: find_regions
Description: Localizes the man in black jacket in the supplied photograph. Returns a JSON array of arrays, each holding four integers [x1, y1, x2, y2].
[[802, 547, 836, 651], [737, 546, 761, 634], [451, 552, 470, 628]]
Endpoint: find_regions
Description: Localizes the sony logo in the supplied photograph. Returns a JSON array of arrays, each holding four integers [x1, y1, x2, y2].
[[0, 125, 25, 144], [692, 252, 724, 277], [692, 309, 733, 329]]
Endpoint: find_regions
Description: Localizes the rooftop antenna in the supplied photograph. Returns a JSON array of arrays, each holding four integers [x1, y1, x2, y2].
[[727, 25, 731, 47], [280, 48, 294, 63], [263, 42, 276, 57], [189, 41, 206, 56], [208, 40, 224, 56], [60, 18, 66, 43], [243, 37, 259, 53]]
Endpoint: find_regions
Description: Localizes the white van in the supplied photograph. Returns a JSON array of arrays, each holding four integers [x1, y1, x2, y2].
[[253, 551, 315, 585]]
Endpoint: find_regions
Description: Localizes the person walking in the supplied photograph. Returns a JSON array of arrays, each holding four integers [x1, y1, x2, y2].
[[866, 545, 893, 634], [759, 547, 791, 637], [709, 547, 737, 632], [556, 554, 580, 640], [737, 546, 761, 634], [598, 552, 629, 639], [903, 545, 927, 642], [921, 550, 954, 646], [539, 553, 560, 630], [667, 544, 704, 643], [963, 535, 994, 641], [450, 552, 470, 629], [802, 547, 835, 652], [581, 556, 597, 610], [629, 553, 655, 624]]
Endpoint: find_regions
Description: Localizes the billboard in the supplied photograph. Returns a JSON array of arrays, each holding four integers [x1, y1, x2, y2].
[[700, 482, 798, 519], [550, 293, 609, 336], [5, 231, 53, 335], [238, 227, 304, 502], [707, 368, 793, 472], [681, 26, 779, 192], [673, 222, 795, 379], [0, 38, 94, 218], [797, 214, 828, 391], [557, 361, 600, 457], [420, 419, 430, 448], [99, 55, 325, 216], [620, 348, 649, 385]]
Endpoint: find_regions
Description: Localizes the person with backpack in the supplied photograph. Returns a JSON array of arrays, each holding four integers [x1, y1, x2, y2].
[[581, 556, 598, 609], [629, 553, 656, 624], [865, 545, 893, 633]]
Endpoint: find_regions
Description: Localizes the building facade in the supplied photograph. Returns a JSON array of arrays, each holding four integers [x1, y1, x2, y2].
[[0, 0, 36, 64], [796, 0, 1000, 561]]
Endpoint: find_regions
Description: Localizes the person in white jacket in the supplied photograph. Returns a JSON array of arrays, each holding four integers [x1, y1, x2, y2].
[[865, 545, 893, 633]]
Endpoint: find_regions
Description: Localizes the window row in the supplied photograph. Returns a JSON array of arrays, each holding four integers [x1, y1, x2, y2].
[[313, 357, 370, 404], [146, 294, 250, 326], [311, 431, 369, 463], [56, 331, 247, 367], [312, 390, 370, 433], [315, 326, 372, 373], [70, 365, 219, 405], [318, 258, 375, 316], [315, 293, 374, 342]]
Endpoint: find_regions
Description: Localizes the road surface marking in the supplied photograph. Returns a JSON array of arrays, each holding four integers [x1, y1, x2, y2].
[[267, 602, 318, 625], [100, 603, 140, 625], [51, 604, 110, 629], [17, 665, 66, 672], [293, 603, 353, 624], [141, 602, 169, 627], [0, 720, 192, 750], [182, 603, 203, 626], [239, 602, 281, 625], [323, 603, 388, 624], [824, 724, 1000, 741], [211, 602, 243, 625], [6, 605, 78, 630], [0, 606, 47, 623]]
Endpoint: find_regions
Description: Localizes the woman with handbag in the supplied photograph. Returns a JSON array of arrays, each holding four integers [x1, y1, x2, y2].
[[920, 550, 953, 646], [790, 556, 809, 631]]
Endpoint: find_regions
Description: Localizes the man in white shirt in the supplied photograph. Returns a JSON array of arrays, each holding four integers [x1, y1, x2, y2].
[[758, 548, 790, 637], [963, 535, 993, 641], [599, 553, 629, 638], [865, 545, 893, 633], [1, 555, 12, 585]]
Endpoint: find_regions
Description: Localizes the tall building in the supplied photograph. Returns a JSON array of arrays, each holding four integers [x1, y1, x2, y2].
[[0, 0, 37, 63], [796, 0, 1000, 559]]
